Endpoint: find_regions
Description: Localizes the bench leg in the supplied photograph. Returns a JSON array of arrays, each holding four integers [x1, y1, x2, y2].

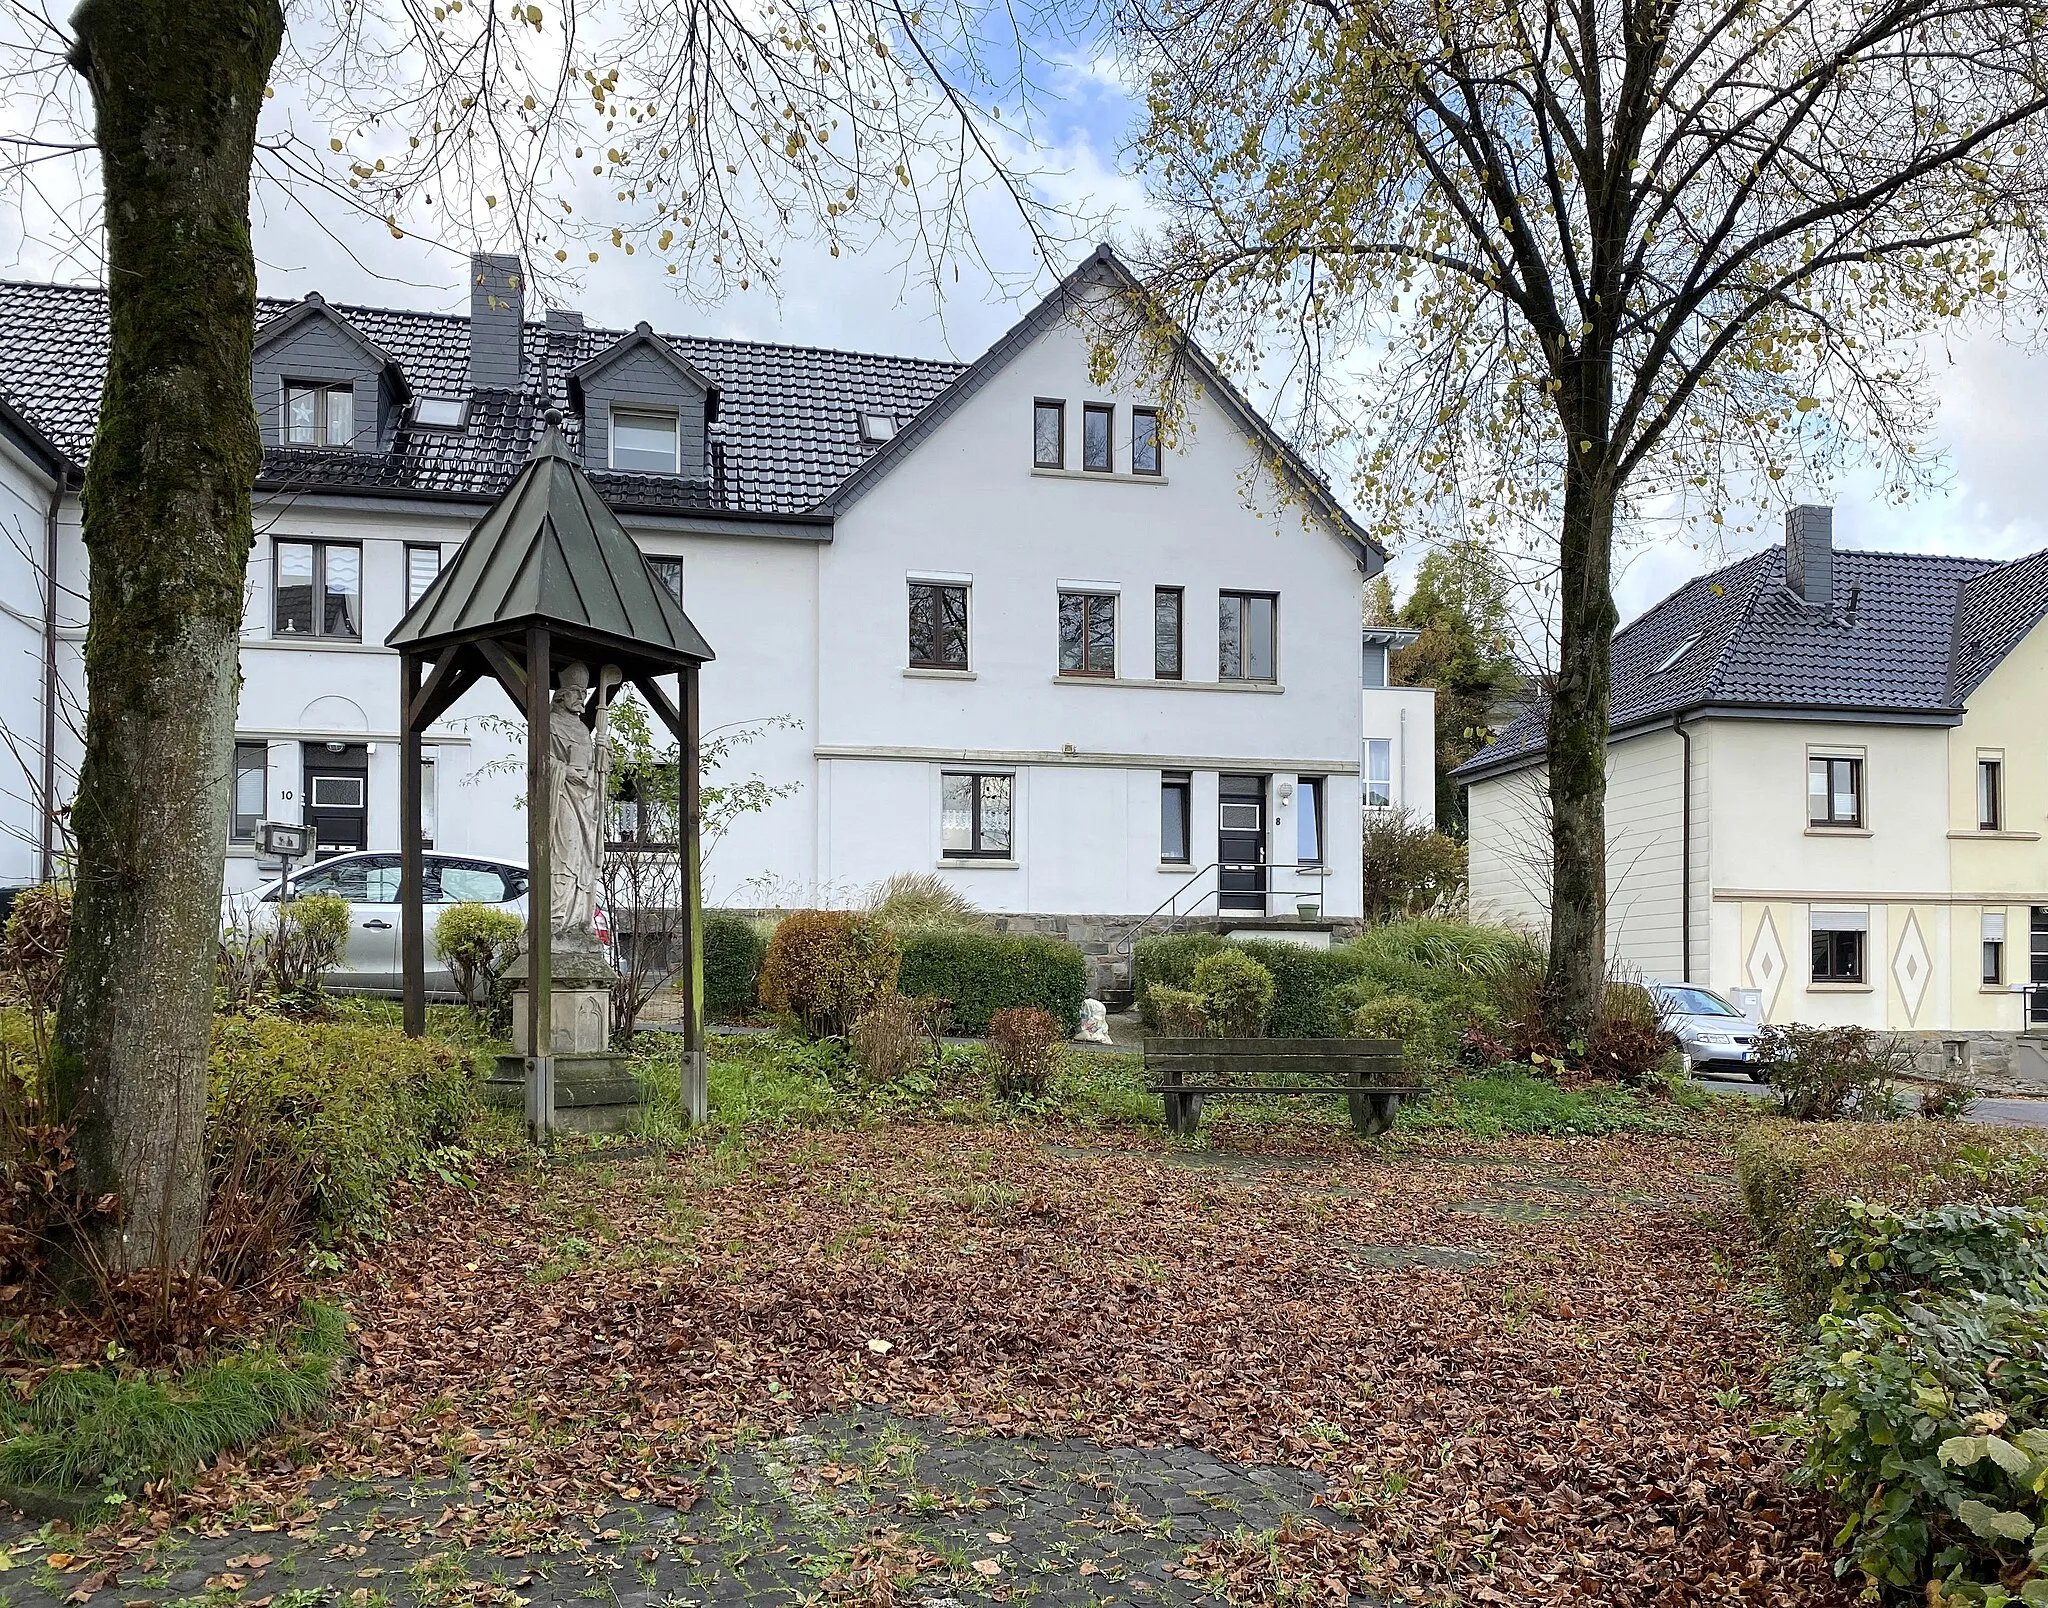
[[1161, 1091, 1182, 1133], [1346, 1087, 1372, 1136], [1365, 1091, 1399, 1137]]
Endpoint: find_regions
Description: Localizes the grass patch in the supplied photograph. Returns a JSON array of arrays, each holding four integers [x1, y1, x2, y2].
[[1396, 1070, 1711, 1138], [633, 1031, 1160, 1138], [0, 1300, 347, 1495]]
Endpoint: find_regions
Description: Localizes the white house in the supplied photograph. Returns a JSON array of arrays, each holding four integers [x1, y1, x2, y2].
[[1458, 506, 2048, 1074], [0, 247, 1400, 996], [1360, 626, 1436, 828]]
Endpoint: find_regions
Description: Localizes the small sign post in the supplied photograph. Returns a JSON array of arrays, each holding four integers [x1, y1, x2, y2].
[[256, 820, 311, 897]]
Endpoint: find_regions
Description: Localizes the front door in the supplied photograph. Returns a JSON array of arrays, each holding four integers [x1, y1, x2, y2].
[[2032, 908, 2048, 1026], [1217, 774, 1267, 913], [303, 743, 369, 860]]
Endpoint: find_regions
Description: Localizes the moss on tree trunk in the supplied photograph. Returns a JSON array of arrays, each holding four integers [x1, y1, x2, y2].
[[1543, 364, 1620, 1048], [54, 0, 283, 1271]]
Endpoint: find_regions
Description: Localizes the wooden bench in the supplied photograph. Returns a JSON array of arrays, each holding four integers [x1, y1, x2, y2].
[[1143, 1037, 1421, 1136]]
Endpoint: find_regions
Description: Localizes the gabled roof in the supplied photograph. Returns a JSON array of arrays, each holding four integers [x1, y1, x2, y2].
[[822, 244, 1382, 573], [389, 418, 714, 664], [1457, 540, 2042, 781], [1951, 548, 2048, 701], [0, 250, 1383, 560], [254, 293, 411, 400], [567, 321, 720, 418]]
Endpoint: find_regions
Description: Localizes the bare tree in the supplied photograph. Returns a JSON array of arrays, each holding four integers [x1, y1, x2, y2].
[[0, 0, 1063, 1268], [1114, 0, 2048, 1040]]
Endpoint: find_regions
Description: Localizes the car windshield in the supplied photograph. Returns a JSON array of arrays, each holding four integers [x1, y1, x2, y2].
[[1659, 986, 1742, 1019]]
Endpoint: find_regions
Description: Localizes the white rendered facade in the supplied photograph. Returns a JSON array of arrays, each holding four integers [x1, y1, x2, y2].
[[0, 255, 1405, 944]]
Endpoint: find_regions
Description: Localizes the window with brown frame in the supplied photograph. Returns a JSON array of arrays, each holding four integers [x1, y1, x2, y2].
[[1058, 591, 1116, 677], [909, 581, 970, 669]]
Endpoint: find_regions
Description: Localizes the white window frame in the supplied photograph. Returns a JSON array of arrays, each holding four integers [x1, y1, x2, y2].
[[1365, 739, 1393, 808], [610, 402, 682, 473]]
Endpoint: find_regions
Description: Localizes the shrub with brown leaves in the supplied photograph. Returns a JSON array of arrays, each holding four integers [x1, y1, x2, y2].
[[759, 910, 902, 1038], [849, 993, 939, 1082], [985, 1005, 1063, 1100]]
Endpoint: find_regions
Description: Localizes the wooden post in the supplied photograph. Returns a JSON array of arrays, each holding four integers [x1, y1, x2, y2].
[[525, 625, 554, 1141], [680, 662, 706, 1125], [399, 651, 426, 1037]]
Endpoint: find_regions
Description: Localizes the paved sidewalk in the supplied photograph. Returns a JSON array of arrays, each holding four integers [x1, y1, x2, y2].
[[0, 1412, 1347, 1608]]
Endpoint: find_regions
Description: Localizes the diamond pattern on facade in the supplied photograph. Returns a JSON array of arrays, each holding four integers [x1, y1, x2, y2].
[[1746, 909, 1786, 1017], [1892, 909, 1932, 1025]]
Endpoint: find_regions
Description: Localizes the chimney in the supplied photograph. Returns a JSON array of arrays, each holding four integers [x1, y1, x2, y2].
[[1785, 504, 1834, 607], [468, 252, 525, 392]]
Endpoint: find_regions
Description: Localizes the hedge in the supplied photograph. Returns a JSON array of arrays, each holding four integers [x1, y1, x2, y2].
[[209, 1014, 475, 1240], [897, 929, 1087, 1035], [1132, 933, 1374, 1037], [1734, 1121, 2048, 1321], [704, 911, 768, 1020]]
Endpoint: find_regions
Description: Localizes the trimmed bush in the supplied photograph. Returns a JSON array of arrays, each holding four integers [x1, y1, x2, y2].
[[897, 928, 1086, 1036], [986, 1006, 1064, 1100], [704, 911, 768, 1020], [1132, 933, 1226, 1029], [1192, 947, 1276, 1038], [1734, 1121, 2048, 1320], [1352, 993, 1433, 1048], [209, 1014, 476, 1239], [1146, 984, 1208, 1037], [1230, 940, 1374, 1037], [758, 909, 901, 1037], [434, 901, 522, 1018]]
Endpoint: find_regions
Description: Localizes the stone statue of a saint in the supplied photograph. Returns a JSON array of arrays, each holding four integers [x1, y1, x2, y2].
[[547, 661, 618, 953]]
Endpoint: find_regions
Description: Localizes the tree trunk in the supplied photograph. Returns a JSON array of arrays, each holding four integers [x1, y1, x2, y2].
[[1543, 378, 1620, 1048], [53, 0, 283, 1272]]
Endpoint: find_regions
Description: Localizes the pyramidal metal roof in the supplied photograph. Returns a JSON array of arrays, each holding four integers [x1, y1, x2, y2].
[[387, 417, 714, 663]]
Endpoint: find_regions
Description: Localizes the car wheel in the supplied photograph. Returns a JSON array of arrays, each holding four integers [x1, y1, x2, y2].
[[1749, 1066, 1770, 1084]]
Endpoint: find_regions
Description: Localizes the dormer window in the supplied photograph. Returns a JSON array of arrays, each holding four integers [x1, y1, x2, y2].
[[858, 411, 898, 445], [611, 404, 680, 472], [411, 396, 468, 429], [285, 382, 354, 448]]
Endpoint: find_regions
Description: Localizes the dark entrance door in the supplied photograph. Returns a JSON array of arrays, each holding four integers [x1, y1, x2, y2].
[[2032, 908, 2048, 1026], [1217, 773, 1267, 913], [303, 742, 369, 860]]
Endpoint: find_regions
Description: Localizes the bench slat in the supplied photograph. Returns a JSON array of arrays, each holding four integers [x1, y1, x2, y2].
[[1155, 1056, 1409, 1065], [1146, 1038, 1400, 1054], [1145, 1085, 1423, 1097]]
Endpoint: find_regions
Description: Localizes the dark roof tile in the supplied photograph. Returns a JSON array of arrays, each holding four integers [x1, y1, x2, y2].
[[1459, 541, 2035, 777]]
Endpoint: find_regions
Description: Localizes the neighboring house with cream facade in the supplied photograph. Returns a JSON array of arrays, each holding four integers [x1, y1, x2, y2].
[[1458, 506, 2048, 1071], [0, 247, 1395, 997]]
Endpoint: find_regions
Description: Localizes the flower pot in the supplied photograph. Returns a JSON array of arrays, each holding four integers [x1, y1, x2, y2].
[[1296, 899, 1321, 923]]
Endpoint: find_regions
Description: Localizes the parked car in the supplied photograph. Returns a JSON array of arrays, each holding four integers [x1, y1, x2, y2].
[[1647, 981, 1764, 1080], [220, 849, 611, 997]]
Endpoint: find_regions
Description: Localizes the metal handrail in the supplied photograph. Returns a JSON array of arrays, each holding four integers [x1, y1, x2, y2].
[[1115, 860, 1267, 959]]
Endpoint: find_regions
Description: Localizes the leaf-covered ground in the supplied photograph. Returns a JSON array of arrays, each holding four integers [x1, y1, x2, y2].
[[2, 1121, 1851, 1605]]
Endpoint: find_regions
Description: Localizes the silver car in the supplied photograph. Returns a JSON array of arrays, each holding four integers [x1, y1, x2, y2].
[[1648, 982, 1766, 1080], [221, 849, 575, 997]]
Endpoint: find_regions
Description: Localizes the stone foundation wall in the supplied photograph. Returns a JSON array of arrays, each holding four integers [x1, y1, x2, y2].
[[710, 909, 1363, 1007], [1897, 1030, 2048, 1093]]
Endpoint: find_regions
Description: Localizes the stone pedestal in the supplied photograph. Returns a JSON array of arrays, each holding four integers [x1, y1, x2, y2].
[[485, 948, 646, 1133]]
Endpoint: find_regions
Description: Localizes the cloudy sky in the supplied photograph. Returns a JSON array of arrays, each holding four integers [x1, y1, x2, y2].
[[6, 19, 2046, 631]]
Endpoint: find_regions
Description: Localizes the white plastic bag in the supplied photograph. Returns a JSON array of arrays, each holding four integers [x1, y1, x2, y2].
[[1074, 998, 1114, 1044]]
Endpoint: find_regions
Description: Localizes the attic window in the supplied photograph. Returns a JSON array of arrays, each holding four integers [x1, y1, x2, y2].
[[858, 411, 897, 445], [611, 404, 680, 473], [285, 382, 354, 448], [412, 396, 468, 429], [1652, 632, 1704, 674]]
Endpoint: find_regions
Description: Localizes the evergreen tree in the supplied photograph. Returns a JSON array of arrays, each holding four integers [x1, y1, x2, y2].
[[1390, 542, 1523, 837]]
